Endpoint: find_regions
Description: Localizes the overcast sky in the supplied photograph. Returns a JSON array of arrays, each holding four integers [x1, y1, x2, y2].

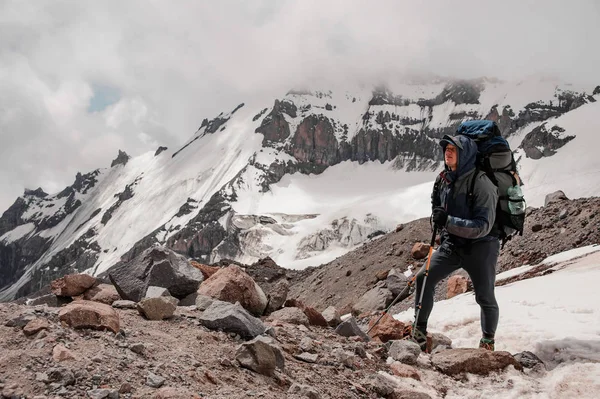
[[1, 0, 599, 212]]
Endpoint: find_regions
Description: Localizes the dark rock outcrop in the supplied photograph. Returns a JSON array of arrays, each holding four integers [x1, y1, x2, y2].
[[110, 150, 130, 167], [520, 123, 575, 159], [255, 100, 297, 143], [154, 146, 168, 156]]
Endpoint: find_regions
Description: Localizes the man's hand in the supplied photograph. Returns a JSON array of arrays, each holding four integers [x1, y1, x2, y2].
[[432, 207, 448, 228]]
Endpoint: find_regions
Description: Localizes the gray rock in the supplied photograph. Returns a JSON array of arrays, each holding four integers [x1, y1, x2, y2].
[[288, 383, 321, 399], [108, 245, 203, 302], [267, 307, 309, 326], [144, 286, 171, 299], [388, 340, 422, 365], [87, 389, 119, 399], [294, 352, 319, 363], [137, 296, 178, 320], [27, 294, 72, 308], [321, 306, 341, 327], [129, 343, 145, 355], [111, 300, 137, 309], [431, 333, 453, 351], [352, 287, 393, 315], [334, 317, 370, 341], [236, 335, 285, 376], [4, 311, 36, 328], [544, 190, 569, 206], [178, 292, 198, 307], [146, 372, 165, 388], [514, 351, 545, 369], [386, 268, 409, 298], [47, 367, 75, 386], [195, 295, 214, 311], [331, 347, 356, 368], [265, 279, 289, 315], [198, 300, 266, 339]]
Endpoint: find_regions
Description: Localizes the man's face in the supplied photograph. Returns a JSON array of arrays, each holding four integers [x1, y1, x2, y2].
[[444, 144, 458, 171]]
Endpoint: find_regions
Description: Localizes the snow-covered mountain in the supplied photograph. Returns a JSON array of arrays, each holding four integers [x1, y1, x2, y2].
[[1, 77, 599, 301]]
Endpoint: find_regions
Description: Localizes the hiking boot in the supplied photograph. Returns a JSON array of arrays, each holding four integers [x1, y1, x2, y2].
[[479, 338, 495, 351], [404, 326, 432, 353]]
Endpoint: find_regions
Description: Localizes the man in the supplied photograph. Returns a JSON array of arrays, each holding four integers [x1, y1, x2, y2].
[[412, 134, 500, 352]]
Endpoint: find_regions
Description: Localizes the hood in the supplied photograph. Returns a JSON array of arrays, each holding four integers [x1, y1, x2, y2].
[[440, 134, 477, 180]]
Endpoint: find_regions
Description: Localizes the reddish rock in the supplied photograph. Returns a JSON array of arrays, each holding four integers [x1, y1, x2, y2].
[[51, 274, 97, 297], [390, 362, 421, 381], [292, 115, 339, 165], [58, 300, 120, 333], [190, 261, 220, 280], [431, 348, 522, 375], [198, 265, 268, 316], [367, 313, 405, 343], [447, 275, 468, 299], [302, 305, 329, 327], [23, 318, 50, 337], [395, 224, 404, 232], [83, 284, 121, 305], [376, 270, 389, 281], [53, 344, 76, 362], [411, 243, 430, 260]]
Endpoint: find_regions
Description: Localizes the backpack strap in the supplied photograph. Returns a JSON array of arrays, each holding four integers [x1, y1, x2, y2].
[[467, 168, 478, 212]]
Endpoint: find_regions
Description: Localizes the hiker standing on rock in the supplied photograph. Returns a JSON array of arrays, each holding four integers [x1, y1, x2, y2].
[[412, 134, 500, 352]]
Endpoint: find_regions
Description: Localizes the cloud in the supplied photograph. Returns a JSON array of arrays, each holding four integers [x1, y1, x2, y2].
[[0, 0, 599, 211]]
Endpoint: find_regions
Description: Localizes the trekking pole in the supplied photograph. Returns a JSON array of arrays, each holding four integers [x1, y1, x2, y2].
[[412, 227, 438, 338], [366, 227, 437, 335]]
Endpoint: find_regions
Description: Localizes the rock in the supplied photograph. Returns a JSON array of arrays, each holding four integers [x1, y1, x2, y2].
[[288, 383, 321, 399], [51, 274, 97, 297], [267, 307, 309, 326], [431, 348, 522, 375], [4, 311, 36, 328], [27, 294, 72, 307], [236, 335, 285, 376], [531, 223, 543, 233], [431, 333, 452, 351], [153, 387, 198, 399], [321, 306, 341, 327], [393, 390, 432, 399], [83, 284, 121, 305], [447, 275, 468, 299], [198, 265, 267, 316], [301, 305, 328, 327], [178, 291, 197, 306], [265, 279, 289, 315], [395, 224, 404, 232], [388, 340, 422, 365], [195, 295, 214, 311], [119, 382, 133, 394], [295, 352, 319, 363], [108, 245, 204, 302], [352, 287, 393, 315], [58, 300, 120, 333], [411, 242, 430, 260], [53, 344, 76, 362], [386, 269, 409, 298], [334, 317, 370, 341], [129, 343, 146, 355], [544, 190, 569, 206], [390, 362, 421, 381], [331, 347, 356, 368], [514, 351, 545, 369], [22, 318, 50, 336], [146, 372, 166, 388], [559, 209, 568, 220], [376, 270, 389, 280], [87, 389, 119, 399], [190, 261, 220, 280], [367, 313, 405, 343], [145, 286, 171, 299], [47, 367, 75, 386], [198, 300, 266, 339], [137, 296, 178, 320], [112, 300, 137, 309]]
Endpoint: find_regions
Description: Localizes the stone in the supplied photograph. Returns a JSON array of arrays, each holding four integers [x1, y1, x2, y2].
[[83, 284, 121, 305], [178, 292, 198, 306], [388, 340, 421, 365], [514, 351, 545, 369], [301, 305, 328, 327], [153, 387, 198, 399], [352, 287, 393, 316], [146, 372, 166, 388], [27, 294, 72, 307], [198, 300, 266, 339], [447, 275, 468, 299], [51, 274, 97, 297], [411, 243, 430, 260], [288, 383, 321, 399], [195, 295, 214, 311], [331, 347, 356, 368], [4, 311, 36, 328], [87, 389, 119, 399], [390, 362, 421, 381], [321, 306, 341, 327], [137, 296, 179, 320], [23, 318, 50, 337], [386, 268, 409, 298], [130, 343, 146, 355], [376, 270, 389, 280], [544, 190, 569, 206], [190, 261, 220, 280], [53, 344, 76, 362], [236, 335, 285, 376], [431, 348, 522, 375], [58, 300, 120, 333], [112, 300, 137, 309], [144, 286, 171, 299], [267, 307, 309, 326], [334, 317, 370, 341], [108, 245, 203, 302], [264, 279, 289, 315], [294, 352, 319, 363], [431, 333, 452, 352], [47, 367, 75, 386], [198, 265, 268, 316], [367, 313, 405, 343], [531, 223, 543, 233]]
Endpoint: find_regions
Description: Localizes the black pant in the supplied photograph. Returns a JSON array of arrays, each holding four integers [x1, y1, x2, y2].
[[414, 239, 500, 339]]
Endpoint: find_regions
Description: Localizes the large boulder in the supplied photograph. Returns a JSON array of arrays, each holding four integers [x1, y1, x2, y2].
[[197, 300, 266, 339], [388, 340, 421, 365], [108, 245, 203, 302], [352, 287, 392, 316], [236, 335, 285, 376], [264, 279, 289, 315], [137, 296, 178, 320], [431, 348, 522, 375], [267, 307, 310, 326], [51, 274, 97, 297], [83, 284, 121, 305], [386, 268, 409, 298], [198, 265, 267, 316], [58, 300, 120, 333], [368, 313, 405, 343], [321, 306, 341, 327]]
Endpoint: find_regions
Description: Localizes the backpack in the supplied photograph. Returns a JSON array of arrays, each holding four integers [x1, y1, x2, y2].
[[456, 120, 526, 247]]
